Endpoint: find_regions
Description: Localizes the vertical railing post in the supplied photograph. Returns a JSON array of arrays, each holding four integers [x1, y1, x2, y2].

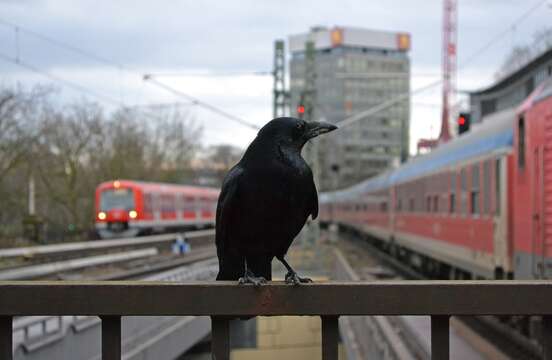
[[543, 316, 552, 360], [431, 315, 449, 360], [1, 316, 12, 360], [211, 316, 230, 360], [101, 315, 121, 360], [322, 316, 339, 360]]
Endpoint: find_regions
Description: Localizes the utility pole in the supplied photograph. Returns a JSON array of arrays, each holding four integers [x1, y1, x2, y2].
[[302, 40, 319, 246], [272, 40, 288, 118]]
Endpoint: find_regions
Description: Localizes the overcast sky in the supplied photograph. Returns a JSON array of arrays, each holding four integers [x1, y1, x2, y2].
[[1, 0, 551, 152]]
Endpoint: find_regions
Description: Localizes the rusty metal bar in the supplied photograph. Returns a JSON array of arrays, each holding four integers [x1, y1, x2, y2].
[[3, 281, 552, 316], [431, 315, 449, 360], [543, 316, 552, 360], [0, 316, 12, 360], [101, 315, 121, 360], [322, 316, 339, 360], [211, 317, 230, 360]]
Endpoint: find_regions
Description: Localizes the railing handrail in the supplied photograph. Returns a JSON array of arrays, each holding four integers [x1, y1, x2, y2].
[[1, 280, 552, 316]]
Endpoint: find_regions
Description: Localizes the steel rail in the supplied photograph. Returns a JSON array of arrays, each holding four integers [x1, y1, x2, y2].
[[0, 229, 214, 259], [0, 248, 158, 280]]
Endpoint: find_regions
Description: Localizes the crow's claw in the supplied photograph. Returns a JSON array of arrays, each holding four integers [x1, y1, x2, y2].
[[238, 271, 267, 286], [285, 271, 312, 285]]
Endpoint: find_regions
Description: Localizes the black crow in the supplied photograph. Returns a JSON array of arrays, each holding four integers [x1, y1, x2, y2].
[[215, 117, 337, 285]]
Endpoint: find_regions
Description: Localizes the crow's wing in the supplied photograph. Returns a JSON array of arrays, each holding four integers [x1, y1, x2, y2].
[[307, 174, 319, 220], [215, 165, 244, 280]]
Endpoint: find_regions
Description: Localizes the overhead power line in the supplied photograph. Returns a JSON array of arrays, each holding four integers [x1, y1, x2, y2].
[[0, 51, 122, 106], [339, 0, 547, 129], [145, 71, 272, 77], [0, 18, 258, 131], [459, 0, 547, 68], [143, 75, 260, 130], [338, 80, 442, 128]]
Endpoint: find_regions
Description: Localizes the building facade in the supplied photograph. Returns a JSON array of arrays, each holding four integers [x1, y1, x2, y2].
[[289, 26, 411, 190], [469, 48, 552, 123]]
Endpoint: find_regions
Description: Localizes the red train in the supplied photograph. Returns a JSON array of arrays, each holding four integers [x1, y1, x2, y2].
[[94, 180, 219, 239], [320, 79, 552, 280]]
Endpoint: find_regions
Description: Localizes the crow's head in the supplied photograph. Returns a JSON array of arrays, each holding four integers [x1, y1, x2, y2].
[[257, 117, 337, 150]]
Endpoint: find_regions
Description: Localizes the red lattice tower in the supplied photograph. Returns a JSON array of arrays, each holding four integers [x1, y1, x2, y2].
[[417, 0, 457, 152], [440, 0, 457, 143]]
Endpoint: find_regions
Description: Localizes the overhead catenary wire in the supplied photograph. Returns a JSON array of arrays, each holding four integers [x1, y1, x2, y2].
[[0, 51, 122, 106], [338, 0, 548, 129], [0, 18, 258, 131], [143, 75, 260, 130], [0, 52, 195, 125]]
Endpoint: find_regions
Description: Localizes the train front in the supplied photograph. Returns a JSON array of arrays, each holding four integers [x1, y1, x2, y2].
[[95, 180, 140, 239]]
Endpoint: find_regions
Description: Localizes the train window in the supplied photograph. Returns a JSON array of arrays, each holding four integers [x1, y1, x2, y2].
[[518, 116, 525, 169], [409, 198, 414, 212], [495, 159, 501, 215], [449, 194, 455, 213], [449, 172, 456, 214], [471, 164, 480, 215], [433, 195, 439, 213], [460, 169, 467, 215], [397, 199, 402, 212], [426, 196, 431, 212], [143, 193, 153, 214], [161, 194, 176, 212], [483, 161, 491, 214]]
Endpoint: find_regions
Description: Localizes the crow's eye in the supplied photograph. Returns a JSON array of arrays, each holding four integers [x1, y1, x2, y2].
[[296, 122, 305, 130]]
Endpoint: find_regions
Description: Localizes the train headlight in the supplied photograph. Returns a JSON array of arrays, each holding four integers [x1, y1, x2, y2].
[[129, 210, 138, 219], [98, 212, 106, 220]]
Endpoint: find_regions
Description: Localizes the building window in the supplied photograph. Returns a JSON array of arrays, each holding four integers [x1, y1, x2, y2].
[[471, 164, 480, 215], [433, 195, 439, 213], [449, 193, 455, 213], [409, 198, 415, 212], [518, 116, 525, 169]]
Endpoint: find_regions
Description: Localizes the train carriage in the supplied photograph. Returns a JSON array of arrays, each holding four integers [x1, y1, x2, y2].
[[321, 78, 552, 280], [95, 180, 219, 239]]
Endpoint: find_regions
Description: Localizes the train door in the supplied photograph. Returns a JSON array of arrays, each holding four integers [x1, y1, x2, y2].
[[531, 144, 547, 278], [493, 157, 509, 277]]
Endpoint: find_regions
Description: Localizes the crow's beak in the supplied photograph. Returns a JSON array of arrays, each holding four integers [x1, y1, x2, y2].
[[305, 121, 338, 139]]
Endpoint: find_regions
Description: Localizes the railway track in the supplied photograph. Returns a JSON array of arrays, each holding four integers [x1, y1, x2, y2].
[[335, 226, 543, 360], [0, 230, 215, 280]]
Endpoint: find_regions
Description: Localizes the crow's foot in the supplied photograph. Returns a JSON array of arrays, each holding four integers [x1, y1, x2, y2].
[[238, 270, 267, 286], [285, 271, 312, 285]]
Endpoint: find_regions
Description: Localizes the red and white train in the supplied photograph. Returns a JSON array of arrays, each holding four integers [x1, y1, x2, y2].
[[320, 79, 552, 280], [94, 180, 219, 239]]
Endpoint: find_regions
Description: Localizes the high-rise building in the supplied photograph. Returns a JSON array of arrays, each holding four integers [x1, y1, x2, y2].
[[289, 26, 411, 190]]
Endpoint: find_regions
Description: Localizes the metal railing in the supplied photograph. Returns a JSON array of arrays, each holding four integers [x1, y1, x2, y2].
[[2, 281, 552, 359]]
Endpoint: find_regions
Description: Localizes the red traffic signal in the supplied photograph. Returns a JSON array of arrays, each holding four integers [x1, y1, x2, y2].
[[457, 112, 470, 135], [297, 105, 305, 115]]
